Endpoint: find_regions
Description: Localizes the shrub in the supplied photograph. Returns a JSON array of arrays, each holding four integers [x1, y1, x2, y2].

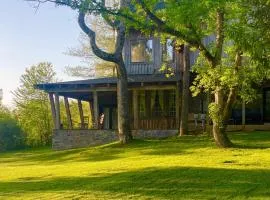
[[0, 107, 25, 151]]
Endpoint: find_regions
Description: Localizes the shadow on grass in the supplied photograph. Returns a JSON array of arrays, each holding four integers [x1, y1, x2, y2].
[[0, 167, 269, 199], [0, 147, 123, 165]]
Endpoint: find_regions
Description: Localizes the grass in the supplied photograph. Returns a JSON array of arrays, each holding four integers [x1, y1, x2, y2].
[[1, 132, 270, 199]]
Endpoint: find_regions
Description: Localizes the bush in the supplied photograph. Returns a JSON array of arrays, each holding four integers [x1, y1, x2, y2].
[[0, 107, 25, 151]]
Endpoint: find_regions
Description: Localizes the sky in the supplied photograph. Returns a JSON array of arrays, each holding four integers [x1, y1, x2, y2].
[[0, 0, 83, 107]]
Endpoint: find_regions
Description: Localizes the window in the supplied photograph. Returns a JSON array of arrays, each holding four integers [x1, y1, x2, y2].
[[162, 39, 174, 62], [151, 91, 164, 117], [131, 39, 153, 63]]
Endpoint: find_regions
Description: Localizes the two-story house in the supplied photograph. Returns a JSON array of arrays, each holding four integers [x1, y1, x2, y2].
[[36, 31, 267, 150]]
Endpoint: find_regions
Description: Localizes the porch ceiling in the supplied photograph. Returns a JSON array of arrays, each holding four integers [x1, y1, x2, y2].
[[58, 91, 117, 102]]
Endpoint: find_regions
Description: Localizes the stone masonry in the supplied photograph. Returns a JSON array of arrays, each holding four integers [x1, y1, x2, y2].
[[52, 129, 178, 150]]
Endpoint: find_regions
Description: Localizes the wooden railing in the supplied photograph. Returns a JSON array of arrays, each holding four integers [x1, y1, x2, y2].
[[139, 117, 176, 130]]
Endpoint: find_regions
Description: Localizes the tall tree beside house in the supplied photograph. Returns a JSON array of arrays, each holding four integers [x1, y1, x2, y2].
[[83, 0, 270, 147], [13, 62, 57, 146], [77, 6, 133, 143]]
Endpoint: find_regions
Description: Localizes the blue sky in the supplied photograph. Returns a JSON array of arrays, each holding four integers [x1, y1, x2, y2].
[[0, 0, 83, 106]]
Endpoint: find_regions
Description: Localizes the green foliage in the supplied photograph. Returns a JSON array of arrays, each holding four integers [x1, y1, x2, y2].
[[0, 106, 24, 151], [13, 63, 57, 147]]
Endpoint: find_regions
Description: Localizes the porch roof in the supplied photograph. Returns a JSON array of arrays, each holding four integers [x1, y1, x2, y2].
[[36, 74, 180, 92]]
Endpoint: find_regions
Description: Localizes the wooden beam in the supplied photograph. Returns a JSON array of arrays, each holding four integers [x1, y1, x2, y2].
[[89, 101, 94, 129], [133, 90, 139, 129], [54, 93, 61, 130], [78, 100, 84, 129], [175, 82, 180, 129], [49, 93, 57, 129], [93, 91, 99, 129], [64, 97, 73, 129]]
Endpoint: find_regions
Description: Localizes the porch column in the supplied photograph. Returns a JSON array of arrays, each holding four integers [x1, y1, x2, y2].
[[133, 90, 139, 129], [93, 91, 99, 129], [78, 100, 85, 129], [89, 101, 94, 129], [64, 97, 73, 129], [55, 93, 61, 130], [242, 100, 246, 127], [176, 82, 180, 128], [49, 93, 57, 129]]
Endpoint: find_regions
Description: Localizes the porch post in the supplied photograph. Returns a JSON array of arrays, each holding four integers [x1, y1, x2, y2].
[[49, 93, 57, 129], [54, 93, 61, 130], [64, 97, 73, 129], [176, 82, 180, 128], [78, 100, 85, 129], [93, 91, 99, 129], [89, 101, 94, 129], [133, 90, 139, 129], [242, 100, 246, 128]]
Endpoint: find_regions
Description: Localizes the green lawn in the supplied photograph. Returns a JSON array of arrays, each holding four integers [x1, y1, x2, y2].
[[1, 132, 270, 200]]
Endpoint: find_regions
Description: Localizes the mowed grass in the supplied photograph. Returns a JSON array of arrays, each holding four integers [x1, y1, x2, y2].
[[1, 132, 270, 200]]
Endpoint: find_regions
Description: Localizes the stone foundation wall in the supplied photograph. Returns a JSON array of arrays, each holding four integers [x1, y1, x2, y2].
[[52, 129, 118, 150], [52, 129, 178, 150]]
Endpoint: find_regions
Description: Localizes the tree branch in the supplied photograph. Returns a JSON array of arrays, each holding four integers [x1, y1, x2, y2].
[[214, 9, 225, 66], [78, 12, 117, 62], [223, 51, 242, 121]]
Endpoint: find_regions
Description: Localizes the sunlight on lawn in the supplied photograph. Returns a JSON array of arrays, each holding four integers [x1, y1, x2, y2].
[[0, 132, 270, 200]]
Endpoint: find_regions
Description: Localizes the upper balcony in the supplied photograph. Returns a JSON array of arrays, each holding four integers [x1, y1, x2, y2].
[[123, 32, 178, 75]]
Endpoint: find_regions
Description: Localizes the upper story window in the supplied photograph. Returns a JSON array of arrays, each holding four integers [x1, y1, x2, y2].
[[131, 39, 153, 63], [162, 39, 174, 62]]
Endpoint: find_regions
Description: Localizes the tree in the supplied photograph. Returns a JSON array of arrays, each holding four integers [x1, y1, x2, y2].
[[27, 0, 133, 144], [13, 62, 57, 146]]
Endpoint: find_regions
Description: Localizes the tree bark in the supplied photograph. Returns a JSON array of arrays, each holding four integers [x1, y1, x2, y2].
[[212, 89, 233, 148], [117, 59, 133, 143], [212, 122, 232, 148], [179, 45, 190, 136]]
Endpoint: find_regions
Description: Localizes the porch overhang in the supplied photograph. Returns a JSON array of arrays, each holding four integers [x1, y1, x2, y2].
[[35, 74, 180, 101]]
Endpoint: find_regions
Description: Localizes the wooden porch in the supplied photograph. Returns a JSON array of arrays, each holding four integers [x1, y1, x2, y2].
[[36, 75, 181, 132]]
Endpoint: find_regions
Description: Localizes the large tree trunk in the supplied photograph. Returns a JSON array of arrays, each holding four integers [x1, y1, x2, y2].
[[117, 59, 133, 143], [212, 89, 233, 148], [211, 51, 240, 148], [179, 45, 190, 136], [212, 122, 232, 148]]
